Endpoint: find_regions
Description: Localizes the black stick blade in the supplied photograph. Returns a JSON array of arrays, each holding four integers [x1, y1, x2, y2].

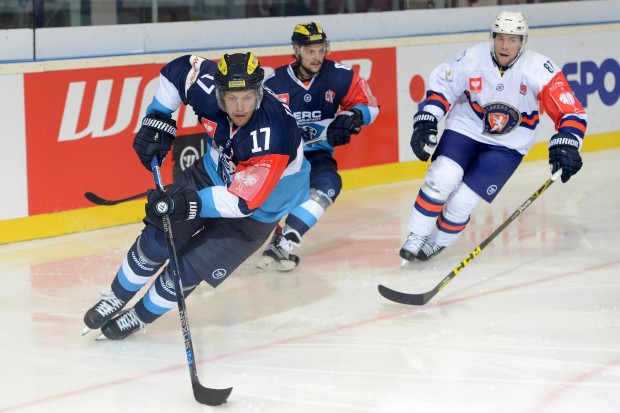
[[84, 191, 124, 206], [194, 384, 233, 406], [377, 284, 437, 306]]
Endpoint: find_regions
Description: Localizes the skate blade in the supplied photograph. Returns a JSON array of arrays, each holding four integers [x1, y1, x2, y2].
[[257, 256, 296, 273], [82, 326, 93, 336], [256, 256, 275, 271], [95, 334, 108, 341], [401, 259, 411, 268]]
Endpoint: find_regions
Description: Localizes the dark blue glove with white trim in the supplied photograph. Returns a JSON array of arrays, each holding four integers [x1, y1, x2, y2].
[[146, 188, 201, 223], [327, 108, 364, 146], [549, 132, 582, 183], [133, 112, 177, 171], [410, 111, 438, 162]]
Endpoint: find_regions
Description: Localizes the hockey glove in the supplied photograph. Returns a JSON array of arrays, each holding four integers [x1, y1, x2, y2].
[[133, 112, 177, 171], [548, 132, 582, 183], [146, 188, 201, 223], [326, 108, 364, 146], [410, 111, 438, 162]]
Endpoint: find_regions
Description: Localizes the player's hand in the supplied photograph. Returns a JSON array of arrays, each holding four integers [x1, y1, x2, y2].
[[326, 108, 364, 146], [133, 112, 177, 171], [548, 132, 582, 183], [410, 111, 438, 162], [146, 188, 201, 222]]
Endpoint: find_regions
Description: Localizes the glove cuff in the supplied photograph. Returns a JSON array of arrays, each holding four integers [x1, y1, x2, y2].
[[548, 132, 580, 150], [413, 111, 437, 126], [142, 112, 178, 138]]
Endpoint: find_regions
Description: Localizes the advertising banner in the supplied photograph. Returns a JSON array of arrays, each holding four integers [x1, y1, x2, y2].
[[23, 48, 399, 215]]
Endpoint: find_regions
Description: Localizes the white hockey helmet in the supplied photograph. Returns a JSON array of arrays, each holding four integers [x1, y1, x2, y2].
[[490, 11, 528, 63], [491, 11, 528, 43]]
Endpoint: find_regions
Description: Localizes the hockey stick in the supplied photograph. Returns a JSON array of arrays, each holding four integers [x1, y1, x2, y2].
[[151, 157, 232, 405], [378, 169, 562, 306], [84, 184, 172, 206], [85, 137, 326, 206]]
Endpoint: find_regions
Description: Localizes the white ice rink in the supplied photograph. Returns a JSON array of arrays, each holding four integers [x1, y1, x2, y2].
[[1, 149, 619, 413]]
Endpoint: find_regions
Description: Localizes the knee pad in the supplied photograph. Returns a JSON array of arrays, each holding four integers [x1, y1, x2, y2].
[[422, 156, 465, 203], [311, 170, 342, 202], [443, 183, 481, 222], [138, 225, 170, 264], [310, 188, 333, 210]]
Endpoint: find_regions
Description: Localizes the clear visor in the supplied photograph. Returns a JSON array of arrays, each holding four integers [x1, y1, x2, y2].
[[294, 41, 330, 57], [216, 87, 263, 112]]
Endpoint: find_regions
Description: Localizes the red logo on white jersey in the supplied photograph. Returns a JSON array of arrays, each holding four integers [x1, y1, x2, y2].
[[469, 77, 482, 93], [201, 118, 218, 138], [325, 89, 336, 103]]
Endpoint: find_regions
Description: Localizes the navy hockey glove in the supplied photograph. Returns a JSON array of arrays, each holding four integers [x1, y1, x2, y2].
[[326, 108, 364, 146], [410, 111, 438, 162], [146, 188, 201, 223], [548, 132, 582, 183], [133, 112, 177, 171]]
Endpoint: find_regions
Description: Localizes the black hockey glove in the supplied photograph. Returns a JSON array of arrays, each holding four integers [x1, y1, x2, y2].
[[410, 111, 438, 162], [326, 108, 364, 147], [548, 132, 582, 183], [133, 112, 177, 171], [146, 188, 201, 223]]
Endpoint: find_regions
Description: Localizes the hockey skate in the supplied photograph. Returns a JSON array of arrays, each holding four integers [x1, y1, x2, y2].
[[97, 308, 146, 340], [416, 240, 445, 261], [399, 233, 428, 266], [257, 227, 301, 272], [82, 291, 126, 335]]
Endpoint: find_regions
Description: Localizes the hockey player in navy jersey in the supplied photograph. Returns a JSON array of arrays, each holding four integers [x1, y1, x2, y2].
[[257, 22, 379, 271], [400, 11, 587, 264], [83, 52, 310, 340]]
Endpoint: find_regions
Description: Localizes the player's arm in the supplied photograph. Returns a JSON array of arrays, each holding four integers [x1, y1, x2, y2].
[[327, 71, 379, 146], [538, 70, 587, 183], [410, 52, 464, 161]]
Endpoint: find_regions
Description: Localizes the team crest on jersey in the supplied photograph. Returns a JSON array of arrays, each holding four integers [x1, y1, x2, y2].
[[520, 83, 527, 95], [325, 89, 335, 103], [201, 118, 218, 138], [469, 77, 483, 93], [276, 93, 290, 106], [547, 72, 585, 114], [304, 93, 312, 102], [482, 102, 521, 135]]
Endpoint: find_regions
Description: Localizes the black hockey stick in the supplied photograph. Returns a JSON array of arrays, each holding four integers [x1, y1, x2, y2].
[[84, 184, 172, 206], [151, 157, 232, 405], [378, 169, 562, 306]]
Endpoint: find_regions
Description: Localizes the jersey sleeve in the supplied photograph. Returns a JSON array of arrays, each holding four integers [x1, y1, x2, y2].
[[339, 71, 380, 126], [422, 49, 468, 120], [538, 71, 587, 140]]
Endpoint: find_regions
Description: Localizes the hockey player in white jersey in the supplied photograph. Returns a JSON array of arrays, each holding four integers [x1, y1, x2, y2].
[[400, 10, 587, 263]]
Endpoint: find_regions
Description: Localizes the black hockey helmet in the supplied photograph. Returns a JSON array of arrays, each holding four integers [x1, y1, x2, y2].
[[214, 52, 264, 111], [214, 52, 264, 92], [291, 22, 328, 47]]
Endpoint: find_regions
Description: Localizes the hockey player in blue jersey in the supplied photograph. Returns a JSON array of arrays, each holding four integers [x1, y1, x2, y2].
[[257, 22, 380, 271], [83, 52, 310, 340]]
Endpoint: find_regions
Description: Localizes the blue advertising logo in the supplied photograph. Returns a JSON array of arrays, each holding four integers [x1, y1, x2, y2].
[[563, 58, 620, 107]]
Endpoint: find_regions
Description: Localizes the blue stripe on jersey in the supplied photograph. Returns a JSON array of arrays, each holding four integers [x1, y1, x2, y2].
[[251, 158, 310, 223], [353, 104, 371, 125], [197, 187, 221, 218], [146, 97, 173, 116]]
